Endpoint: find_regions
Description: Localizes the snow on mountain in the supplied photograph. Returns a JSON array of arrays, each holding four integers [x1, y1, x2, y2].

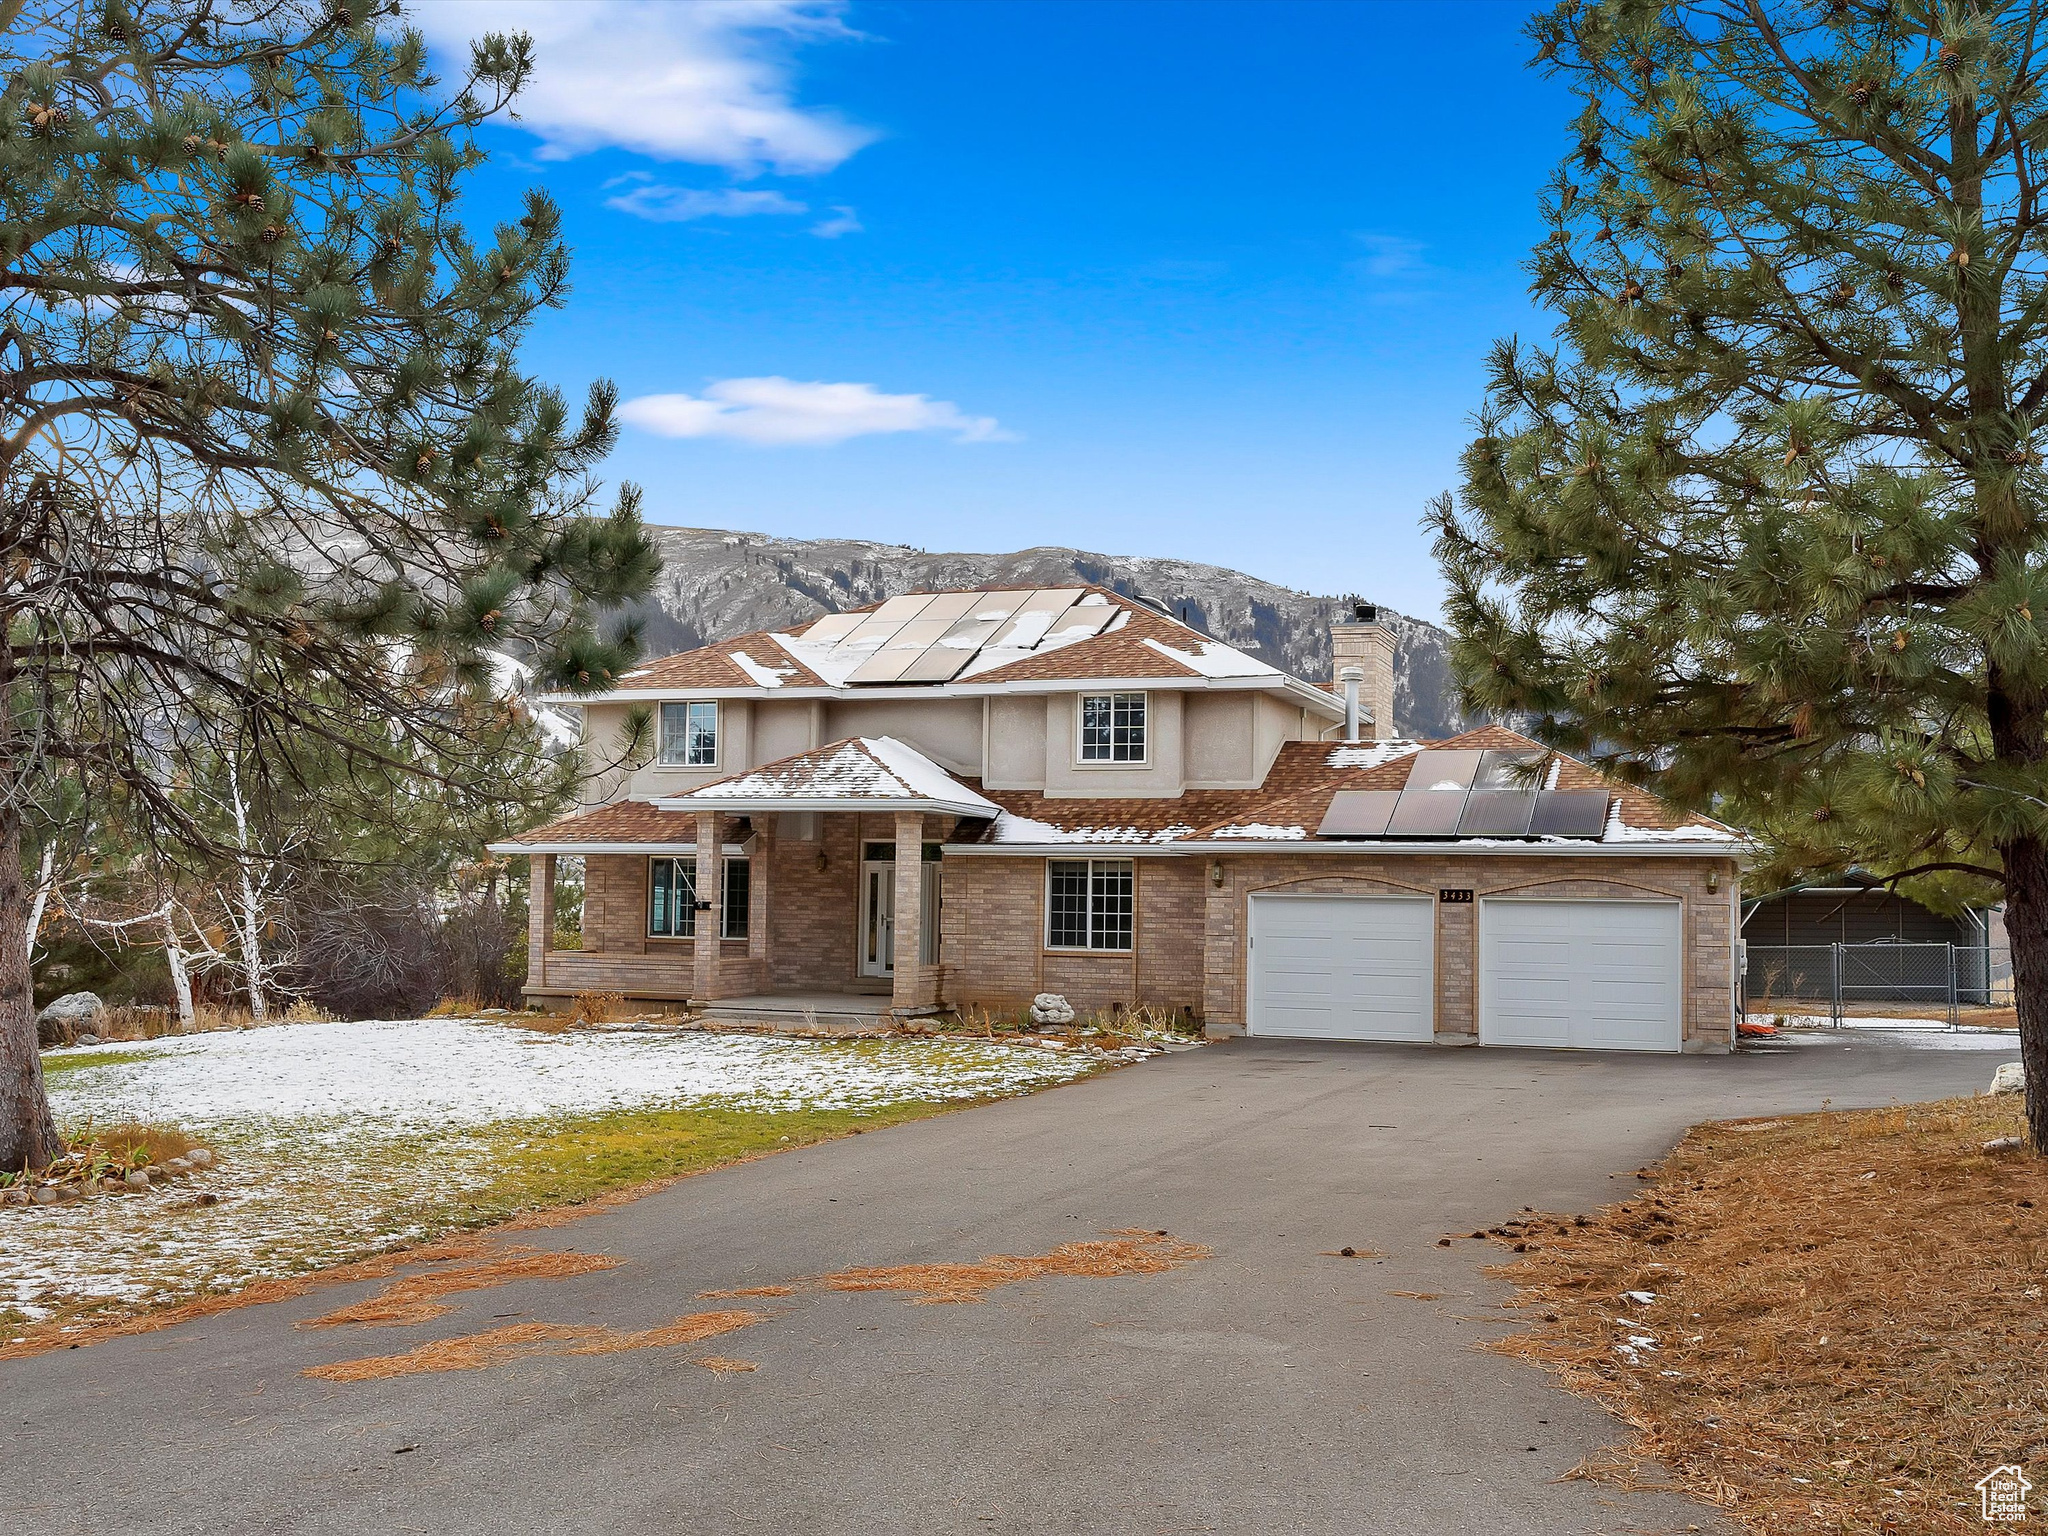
[[616, 526, 1474, 739]]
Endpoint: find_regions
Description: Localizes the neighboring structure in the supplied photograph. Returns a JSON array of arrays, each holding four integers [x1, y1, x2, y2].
[[495, 587, 1746, 1052], [1742, 875, 2003, 1007]]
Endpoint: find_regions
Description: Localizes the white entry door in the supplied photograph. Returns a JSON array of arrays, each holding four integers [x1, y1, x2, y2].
[[1247, 895, 1435, 1042], [859, 853, 895, 977], [1480, 899, 1682, 1052]]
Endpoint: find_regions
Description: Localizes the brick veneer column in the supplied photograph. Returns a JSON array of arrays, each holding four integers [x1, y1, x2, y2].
[[747, 817, 773, 991], [526, 854, 553, 996], [693, 812, 725, 1000], [892, 811, 926, 1010]]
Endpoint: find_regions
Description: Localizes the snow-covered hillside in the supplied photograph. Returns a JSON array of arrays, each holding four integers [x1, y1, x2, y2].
[[617, 527, 1473, 739]]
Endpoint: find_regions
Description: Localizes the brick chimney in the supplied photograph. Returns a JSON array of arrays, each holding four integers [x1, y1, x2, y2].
[[1330, 603, 1397, 741]]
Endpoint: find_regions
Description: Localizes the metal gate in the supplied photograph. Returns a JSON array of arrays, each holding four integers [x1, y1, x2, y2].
[[1742, 941, 1993, 1027]]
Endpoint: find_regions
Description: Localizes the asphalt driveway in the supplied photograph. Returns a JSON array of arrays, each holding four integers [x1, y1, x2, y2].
[[0, 1032, 2009, 1536]]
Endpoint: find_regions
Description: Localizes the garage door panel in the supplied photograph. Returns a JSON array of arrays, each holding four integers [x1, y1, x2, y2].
[[1482, 900, 1681, 1053], [1249, 897, 1434, 1042]]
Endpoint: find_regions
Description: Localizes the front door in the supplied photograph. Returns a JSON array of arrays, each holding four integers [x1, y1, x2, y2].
[[860, 844, 895, 977]]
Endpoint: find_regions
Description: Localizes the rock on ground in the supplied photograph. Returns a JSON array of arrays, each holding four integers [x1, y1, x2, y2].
[[36, 991, 105, 1048], [1989, 1061, 2026, 1096]]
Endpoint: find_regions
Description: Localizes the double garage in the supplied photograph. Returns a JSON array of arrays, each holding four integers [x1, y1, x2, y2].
[[1246, 892, 1687, 1053]]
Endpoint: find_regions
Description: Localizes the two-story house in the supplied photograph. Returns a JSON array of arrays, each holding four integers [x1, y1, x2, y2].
[[494, 585, 1745, 1051]]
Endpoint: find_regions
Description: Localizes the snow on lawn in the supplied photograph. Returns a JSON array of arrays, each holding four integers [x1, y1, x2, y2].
[[3, 1020, 1098, 1330]]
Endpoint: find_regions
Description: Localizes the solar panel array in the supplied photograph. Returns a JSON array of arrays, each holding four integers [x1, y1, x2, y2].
[[1315, 748, 1611, 841], [791, 588, 1123, 686]]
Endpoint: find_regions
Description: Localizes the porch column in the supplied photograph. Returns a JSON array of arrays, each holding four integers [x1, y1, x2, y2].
[[892, 811, 927, 1011], [526, 854, 553, 996], [747, 817, 773, 991], [693, 812, 726, 1000]]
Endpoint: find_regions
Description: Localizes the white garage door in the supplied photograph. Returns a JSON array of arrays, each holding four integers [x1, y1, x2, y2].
[[1480, 900, 1682, 1052], [1248, 895, 1435, 1042]]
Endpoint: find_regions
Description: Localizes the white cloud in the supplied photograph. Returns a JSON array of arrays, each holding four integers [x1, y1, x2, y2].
[[1348, 233, 1429, 280], [809, 205, 863, 239], [603, 180, 809, 223], [620, 378, 1012, 447], [414, 0, 876, 173]]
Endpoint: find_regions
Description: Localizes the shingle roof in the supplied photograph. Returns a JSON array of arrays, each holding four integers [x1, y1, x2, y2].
[[603, 586, 1282, 693], [655, 736, 1000, 814], [497, 798, 706, 848]]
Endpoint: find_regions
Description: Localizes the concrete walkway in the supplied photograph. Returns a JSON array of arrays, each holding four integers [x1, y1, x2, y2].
[[0, 1033, 2008, 1535]]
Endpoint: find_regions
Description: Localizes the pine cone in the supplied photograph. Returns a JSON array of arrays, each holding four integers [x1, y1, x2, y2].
[[1848, 79, 1876, 106], [1939, 44, 1962, 74]]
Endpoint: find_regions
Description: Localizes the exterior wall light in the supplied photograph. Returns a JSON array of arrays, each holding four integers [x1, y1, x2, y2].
[[1209, 859, 1224, 888], [1705, 867, 1720, 893]]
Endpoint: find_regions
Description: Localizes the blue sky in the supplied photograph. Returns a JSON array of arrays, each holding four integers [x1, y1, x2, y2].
[[425, 1, 1577, 622]]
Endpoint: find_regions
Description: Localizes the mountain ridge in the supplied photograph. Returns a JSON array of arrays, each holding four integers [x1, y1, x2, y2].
[[618, 525, 1472, 739]]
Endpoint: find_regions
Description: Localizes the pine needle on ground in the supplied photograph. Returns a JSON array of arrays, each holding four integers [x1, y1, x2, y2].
[[1479, 1094, 2043, 1535]]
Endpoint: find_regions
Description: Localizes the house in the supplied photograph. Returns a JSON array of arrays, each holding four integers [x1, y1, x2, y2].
[[493, 587, 1745, 1052]]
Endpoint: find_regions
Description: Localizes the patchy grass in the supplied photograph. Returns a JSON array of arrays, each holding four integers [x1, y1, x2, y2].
[[39, 1048, 148, 1079], [6, 1022, 1108, 1352], [1479, 1094, 2045, 1535]]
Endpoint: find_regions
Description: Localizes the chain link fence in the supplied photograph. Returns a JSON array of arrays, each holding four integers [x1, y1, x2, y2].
[[1742, 941, 2007, 1027]]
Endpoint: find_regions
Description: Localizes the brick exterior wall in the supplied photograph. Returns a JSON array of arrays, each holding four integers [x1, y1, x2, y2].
[[942, 850, 1739, 1050], [939, 856, 1207, 1018], [528, 828, 1739, 1052]]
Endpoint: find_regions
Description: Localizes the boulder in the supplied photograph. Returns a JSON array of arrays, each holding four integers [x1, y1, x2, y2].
[[1984, 1135, 2026, 1154], [123, 1170, 150, 1190], [1989, 1062, 2026, 1097], [185, 1148, 214, 1169], [1030, 993, 1076, 1027], [36, 991, 105, 1048]]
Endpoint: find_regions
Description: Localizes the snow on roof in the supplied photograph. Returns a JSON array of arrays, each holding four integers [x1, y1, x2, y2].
[[1325, 740, 1422, 770], [985, 811, 1197, 845], [1139, 636, 1280, 678], [666, 737, 1001, 814], [1602, 798, 1744, 844], [1208, 822, 1310, 840], [729, 649, 799, 689]]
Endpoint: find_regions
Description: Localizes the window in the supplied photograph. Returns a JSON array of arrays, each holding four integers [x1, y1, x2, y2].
[[648, 856, 697, 937], [658, 701, 718, 766], [1079, 693, 1146, 763], [1046, 859, 1134, 951], [648, 855, 751, 939], [722, 858, 750, 940]]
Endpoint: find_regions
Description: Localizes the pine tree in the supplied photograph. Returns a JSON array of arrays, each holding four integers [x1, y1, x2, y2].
[[1433, 0, 2048, 1143], [0, 0, 659, 1169]]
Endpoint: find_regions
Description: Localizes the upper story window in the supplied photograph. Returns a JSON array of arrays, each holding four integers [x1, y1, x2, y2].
[[659, 701, 718, 767], [1079, 692, 1147, 764]]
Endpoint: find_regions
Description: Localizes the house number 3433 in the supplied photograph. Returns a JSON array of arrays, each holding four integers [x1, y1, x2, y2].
[[1439, 889, 1474, 904]]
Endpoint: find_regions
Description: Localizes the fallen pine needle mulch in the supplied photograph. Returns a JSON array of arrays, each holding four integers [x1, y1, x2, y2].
[[1478, 1094, 2045, 1535], [701, 1228, 1211, 1305], [303, 1309, 765, 1381], [302, 1246, 627, 1328]]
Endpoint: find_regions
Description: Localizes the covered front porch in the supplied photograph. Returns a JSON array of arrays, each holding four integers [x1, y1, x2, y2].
[[501, 737, 999, 1016]]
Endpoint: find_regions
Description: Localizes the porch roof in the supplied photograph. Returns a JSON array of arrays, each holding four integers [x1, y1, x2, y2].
[[485, 796, 750, 855], [652, 736, 1003, 818]]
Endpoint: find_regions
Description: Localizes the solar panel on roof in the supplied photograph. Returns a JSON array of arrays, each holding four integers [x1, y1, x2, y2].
[[1317, 789, 1401, 838], [1385, 786, 1467, 837], [1403, 749, 1484, 792], [871, 593, 939, 621], [1473, 750, 1545, 790], [1457, 789, 1537, 836], [1528, 790, 1609, 838], [801, 612, 865, 645], [893, 644, 979, 683]]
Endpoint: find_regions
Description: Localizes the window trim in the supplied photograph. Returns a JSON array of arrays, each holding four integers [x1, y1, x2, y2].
[[657, 700, 719, 768], [1076, 691, 1148, 766], [647, 855, 698, 939], [1044, 857, 1136, 953], [721, 857, 750, 941]]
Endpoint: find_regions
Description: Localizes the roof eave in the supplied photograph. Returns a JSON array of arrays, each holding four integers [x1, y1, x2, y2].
[[539, 673, 1346, 715], [651, 794, 998, 817]]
